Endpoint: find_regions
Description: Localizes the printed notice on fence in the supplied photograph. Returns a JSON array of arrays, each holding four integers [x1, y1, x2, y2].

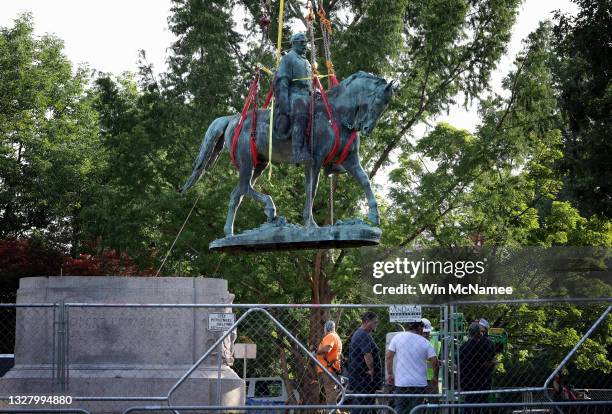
[[389, 305, 422, 322], [208, 313, 235, 331]]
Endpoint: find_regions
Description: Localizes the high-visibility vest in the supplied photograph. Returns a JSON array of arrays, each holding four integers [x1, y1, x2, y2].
[[426, 333, 442, 381]]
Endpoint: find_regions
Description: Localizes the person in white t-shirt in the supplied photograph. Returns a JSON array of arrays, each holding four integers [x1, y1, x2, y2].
[[385, 320, 438, 414]]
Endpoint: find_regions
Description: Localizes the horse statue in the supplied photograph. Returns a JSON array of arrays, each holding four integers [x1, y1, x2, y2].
[[182, 71, 395, 244]]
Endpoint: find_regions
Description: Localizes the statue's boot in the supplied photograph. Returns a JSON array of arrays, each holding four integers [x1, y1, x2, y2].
[[292, 115, 311, 163]]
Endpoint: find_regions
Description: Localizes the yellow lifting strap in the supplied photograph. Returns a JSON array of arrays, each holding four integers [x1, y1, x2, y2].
[[267, 0, 285, 181], [293, 73, 333, 81], [256, 63, 274, 76]]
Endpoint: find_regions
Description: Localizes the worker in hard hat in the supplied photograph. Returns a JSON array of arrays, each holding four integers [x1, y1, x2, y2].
[[420, 318, 441, 393]]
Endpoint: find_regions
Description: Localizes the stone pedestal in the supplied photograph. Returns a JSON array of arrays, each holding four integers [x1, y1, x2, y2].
[[0, 276, 244, 413]]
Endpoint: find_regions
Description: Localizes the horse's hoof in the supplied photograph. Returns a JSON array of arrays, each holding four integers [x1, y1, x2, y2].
[[271, 216, 287, 226], [305, 220, 319, 228]]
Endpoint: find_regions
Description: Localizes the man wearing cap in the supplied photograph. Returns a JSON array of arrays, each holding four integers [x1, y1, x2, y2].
[[316, 320, 343, 404], [386, 320, 438, 414], [274, 32, 312, 163], [478, 318, 497, 392]]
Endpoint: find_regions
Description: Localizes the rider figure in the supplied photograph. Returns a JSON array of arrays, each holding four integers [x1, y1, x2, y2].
[[275, 32, 312, 163]]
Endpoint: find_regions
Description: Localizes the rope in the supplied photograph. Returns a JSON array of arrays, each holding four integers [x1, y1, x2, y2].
[[317, 1, 338, 88], [329, 174, 334, 225], [155, 192, 202, 277]]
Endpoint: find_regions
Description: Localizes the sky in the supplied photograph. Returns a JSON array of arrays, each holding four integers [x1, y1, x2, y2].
[[1, 0, 578, 132]]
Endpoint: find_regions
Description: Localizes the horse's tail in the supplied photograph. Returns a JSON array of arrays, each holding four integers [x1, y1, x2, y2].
[[181, 116, 232, 193]]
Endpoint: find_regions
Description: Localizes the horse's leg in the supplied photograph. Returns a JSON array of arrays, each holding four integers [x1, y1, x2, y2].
[[224, 185, 243, 236], [223, 163, 252, 236], [342, 155, 380, 225], [303, 161, 322, 227], [249, 161, 277, 222]]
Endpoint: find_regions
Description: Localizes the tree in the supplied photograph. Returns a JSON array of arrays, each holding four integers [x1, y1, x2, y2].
[[69, 1, 524, 402], [553, 0, 612, 218], [0, 15, 102, 253]]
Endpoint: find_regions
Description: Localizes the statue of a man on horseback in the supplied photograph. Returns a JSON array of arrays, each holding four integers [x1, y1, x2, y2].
[[181, 27, 397, 251], [275, 32, 312, 163]]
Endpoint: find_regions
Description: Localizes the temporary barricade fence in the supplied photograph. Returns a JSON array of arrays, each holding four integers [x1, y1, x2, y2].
[[0, 299, 608, 412]]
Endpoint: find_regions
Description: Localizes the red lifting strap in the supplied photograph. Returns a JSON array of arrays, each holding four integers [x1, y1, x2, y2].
[[263, 87, 274, 109], [249, 75, 260, 168], [315, 76, 356, 166], [233, 73, 354, 169], [231, 72, 261, 169], [335, 129, 358, 165]]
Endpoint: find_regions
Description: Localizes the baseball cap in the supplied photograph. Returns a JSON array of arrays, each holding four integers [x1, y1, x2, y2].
[[421, 318, 433, 332], [479, 318, 490, 329]]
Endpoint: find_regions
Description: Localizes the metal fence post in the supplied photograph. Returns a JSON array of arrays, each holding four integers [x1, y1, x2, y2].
[[442, 303, 450, 412], [216, 341, 222, 405], [449, 303, 456, 414], [66, 303, 70, 392], [52, 301, 68, 393]]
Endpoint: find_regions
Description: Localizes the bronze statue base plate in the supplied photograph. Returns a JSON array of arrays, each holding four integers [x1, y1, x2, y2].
[[210, 217, 381, 252]]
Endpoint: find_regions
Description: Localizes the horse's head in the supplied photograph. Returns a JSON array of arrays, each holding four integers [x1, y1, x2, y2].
[[334, 72, 397, 135], [361, 78, 396, 135]]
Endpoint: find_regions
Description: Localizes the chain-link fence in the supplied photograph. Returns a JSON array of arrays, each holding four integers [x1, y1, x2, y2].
[[0, 300, 609, 414], [449, 300, 612, 407], [122, 405, 399, 414], [409, 400, 612, 414]]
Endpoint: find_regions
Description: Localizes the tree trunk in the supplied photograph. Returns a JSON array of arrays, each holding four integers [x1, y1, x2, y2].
[[299, 249, 335, 407], [278, 340, 298, 404]]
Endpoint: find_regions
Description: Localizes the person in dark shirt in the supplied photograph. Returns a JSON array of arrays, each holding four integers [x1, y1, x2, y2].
[[348, 311, 382, 413], [459, 323, 495, 413], [478, 319, 497, 391]]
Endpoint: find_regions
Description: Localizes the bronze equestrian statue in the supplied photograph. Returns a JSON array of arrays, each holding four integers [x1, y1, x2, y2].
[[182, 34, 396, 240]]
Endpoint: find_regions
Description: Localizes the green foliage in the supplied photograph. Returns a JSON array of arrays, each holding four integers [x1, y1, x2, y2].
[[553, 0, 612, 218], [2, 2, 611, 396], [0, 14, 102, 252], [386, 21, 611, 249]]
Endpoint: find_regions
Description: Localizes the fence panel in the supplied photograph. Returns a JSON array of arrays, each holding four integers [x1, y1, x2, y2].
[[409, 400, 612, 414], [450, 301, 611, 404], [0, 300, 610, 414]]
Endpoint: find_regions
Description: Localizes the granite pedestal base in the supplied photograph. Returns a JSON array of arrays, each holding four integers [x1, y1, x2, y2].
[[0, 276, 244, 414]]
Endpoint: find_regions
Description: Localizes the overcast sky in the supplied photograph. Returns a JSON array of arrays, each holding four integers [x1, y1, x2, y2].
[[2, 0, 578, 133]]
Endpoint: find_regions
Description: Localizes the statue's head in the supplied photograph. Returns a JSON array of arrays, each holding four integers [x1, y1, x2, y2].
[[341, 73, 397, 135], [291, 32, 308, 56], [361, 79, 396, 135]]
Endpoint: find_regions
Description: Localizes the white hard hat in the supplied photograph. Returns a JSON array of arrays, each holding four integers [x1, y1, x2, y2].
[[421, 318, 433, 332]]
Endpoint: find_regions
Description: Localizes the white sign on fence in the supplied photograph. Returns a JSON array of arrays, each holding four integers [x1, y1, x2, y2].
[[234, 343, 257, 359], [389, 305, 422, 322], [208, 313, 235, 331]]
